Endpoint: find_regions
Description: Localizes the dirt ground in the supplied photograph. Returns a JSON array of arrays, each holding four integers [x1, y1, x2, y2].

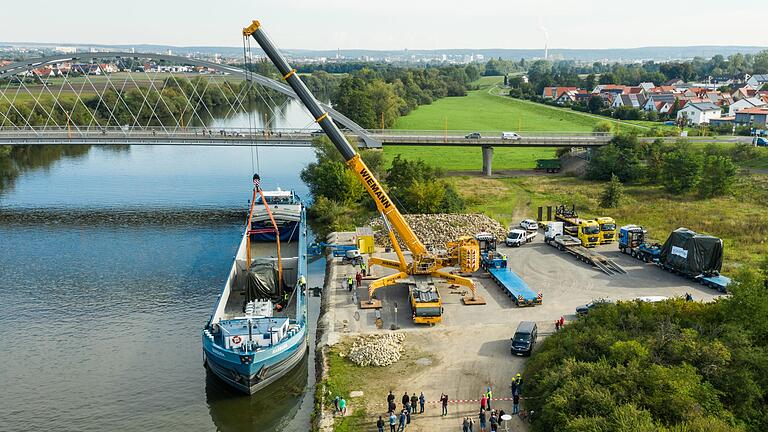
[[322, 231, 725, 431]]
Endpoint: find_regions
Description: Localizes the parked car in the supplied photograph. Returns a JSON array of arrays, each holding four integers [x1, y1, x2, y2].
[[310, 129, 325, 137], [575, 298, 614, 315], [637, 296, 668, 303], [465, 132, 482, 139], [510, 321, 538, 356], [501, 131, 522, 140], [755, 137, 768, 147], [519, 219, 539, 231]]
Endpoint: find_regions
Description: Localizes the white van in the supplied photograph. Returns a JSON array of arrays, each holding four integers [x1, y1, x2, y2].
[[501, 131, 522, 140]]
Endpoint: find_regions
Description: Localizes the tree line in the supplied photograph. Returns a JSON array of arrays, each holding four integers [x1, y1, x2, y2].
[[587, 133, 743, 205], [524, 269, 768, 432], [301, 138, 464, 238], [330, 64, 480, 129]]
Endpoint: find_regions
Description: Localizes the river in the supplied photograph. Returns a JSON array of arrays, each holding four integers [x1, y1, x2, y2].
[[0, 100, 324, 431]]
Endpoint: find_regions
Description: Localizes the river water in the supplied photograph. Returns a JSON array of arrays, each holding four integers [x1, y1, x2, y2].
[[0, 101, 325, 431]]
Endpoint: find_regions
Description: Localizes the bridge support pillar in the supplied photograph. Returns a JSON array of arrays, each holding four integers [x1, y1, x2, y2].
[[482, 145, 494, 176]]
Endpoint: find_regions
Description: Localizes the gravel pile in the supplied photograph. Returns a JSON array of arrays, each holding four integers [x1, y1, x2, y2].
[[370, 214, 507, 248], [344, 332, 406, 367]]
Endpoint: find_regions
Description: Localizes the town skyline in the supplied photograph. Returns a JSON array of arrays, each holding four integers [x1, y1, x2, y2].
[[3, 0, 768, 51]]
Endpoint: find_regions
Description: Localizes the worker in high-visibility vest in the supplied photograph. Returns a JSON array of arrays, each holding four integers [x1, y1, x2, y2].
[[360, 261, 367, 276], [347, 276, 354, 292]]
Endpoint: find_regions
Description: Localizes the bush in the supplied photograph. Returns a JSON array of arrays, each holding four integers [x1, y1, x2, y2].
[[699, 155, 738, 198], [599, 174, 624, 208], [661, 141, 703, 194], [586, 134, 643, 183], [524, 273, 768, 432]]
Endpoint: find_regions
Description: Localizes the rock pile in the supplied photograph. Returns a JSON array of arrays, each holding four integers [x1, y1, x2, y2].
[[370, 214, 507, 248], [345, 332, 405, 367]]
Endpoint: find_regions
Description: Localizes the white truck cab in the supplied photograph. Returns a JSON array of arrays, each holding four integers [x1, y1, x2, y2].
[[545, 221, 564, 241]]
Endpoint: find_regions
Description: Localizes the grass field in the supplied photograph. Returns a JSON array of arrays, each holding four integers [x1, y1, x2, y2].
[[449, 174, 768, 270], [385, 76, 611, 170], [393, 84, 602, 132]]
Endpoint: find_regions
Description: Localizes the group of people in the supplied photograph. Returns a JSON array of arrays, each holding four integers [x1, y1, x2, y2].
[[377, 391, 427, 432], [554, 315, 565, 331], [332, 395, 347, 416]]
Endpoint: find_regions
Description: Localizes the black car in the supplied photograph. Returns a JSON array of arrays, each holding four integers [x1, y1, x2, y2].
[[465, 132, 482, 139], [575, 298, 613, 315], [510, 321, 537, 356]]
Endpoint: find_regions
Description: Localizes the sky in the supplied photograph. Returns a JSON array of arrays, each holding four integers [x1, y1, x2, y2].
[[4, 0, 768, 50]]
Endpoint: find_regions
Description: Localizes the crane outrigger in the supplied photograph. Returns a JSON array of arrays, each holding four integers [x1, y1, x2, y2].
[[243, 20, 485, 307]]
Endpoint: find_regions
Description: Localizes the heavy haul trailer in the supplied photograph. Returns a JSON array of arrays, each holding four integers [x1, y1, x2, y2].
[[659, 228, 731, 292], [554, 205, 601, 247], [545, 222, 627, 276], [619, 225, 731, 292], [487, 267, 542, 306], [475, 233, 541, 305]]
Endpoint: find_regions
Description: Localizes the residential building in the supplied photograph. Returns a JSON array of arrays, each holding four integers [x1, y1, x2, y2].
[[677, 102, 722, 125], [542, 86, 578, 100], [732, 86, 756, 101], [728, 97, 767, 116], [643, 93, 677, 112], [735, 107, 768, 127], [612, 93, 646, 109], [746, 74, 768, 90]]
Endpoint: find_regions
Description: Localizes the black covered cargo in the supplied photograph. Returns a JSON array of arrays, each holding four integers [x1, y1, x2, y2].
[[659, 228, 723, 276]]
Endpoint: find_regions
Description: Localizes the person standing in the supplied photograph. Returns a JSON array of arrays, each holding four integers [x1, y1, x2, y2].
[[388, 390, 395, 406], [377, 415, 385, 432], [510, 378, 518, 397], [479, 408, 487, 432], [402, 391, 410, 408], [440, 393, 449, 416], [405, 402, 411, 424], [338, 397, 347, 416], [497, 410, 506, 428], [463, 417, 470, 432], [410, 393, 418, 414], [333, 395, 340, 413], [486, 387, 493, 411], [559, 316, 565, 328], [398, 410, 406, 431], [515, 373, 523, 394], [389, 411, 397, 432], [555, 319, 560, 331], [469, 417, 475, 432], [513, 393, 520, 415], [418, 392, 425, 414], [489, 412, 498, 432], [356, 271, 362, 287], [480, 393, 487, 411], [347, 276, 353, 292]]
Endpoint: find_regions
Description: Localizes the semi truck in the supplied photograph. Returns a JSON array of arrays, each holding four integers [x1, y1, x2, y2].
[[618, 225, 661, 262], [554, 205, 600, 247], [619, 225, 731, 292], [596, 217, 617, 245]]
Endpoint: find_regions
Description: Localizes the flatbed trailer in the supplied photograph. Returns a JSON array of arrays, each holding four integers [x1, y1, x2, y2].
[[487, 267, 541, 306], [546, 234, 627, 275]]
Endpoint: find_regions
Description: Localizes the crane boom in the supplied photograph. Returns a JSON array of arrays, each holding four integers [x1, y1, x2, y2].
[[244, 21, 427, 258]]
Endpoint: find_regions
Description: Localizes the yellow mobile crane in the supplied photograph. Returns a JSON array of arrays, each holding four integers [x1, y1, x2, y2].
[[243, 21, 484, 308]]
